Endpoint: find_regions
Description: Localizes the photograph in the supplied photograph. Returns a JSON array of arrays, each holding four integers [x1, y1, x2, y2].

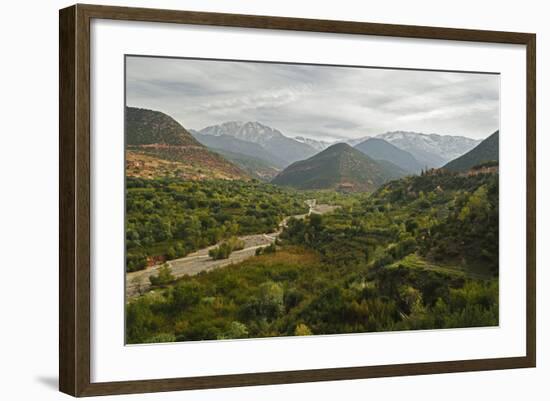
[[124, 55, 500, 345]]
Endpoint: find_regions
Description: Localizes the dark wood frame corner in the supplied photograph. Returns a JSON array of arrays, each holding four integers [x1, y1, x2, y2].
[[59, 3, 536, 397]]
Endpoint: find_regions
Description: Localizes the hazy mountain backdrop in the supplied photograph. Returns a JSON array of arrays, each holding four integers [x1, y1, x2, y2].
[[377, 131, 482, 168], [198, 121, 317, 166]]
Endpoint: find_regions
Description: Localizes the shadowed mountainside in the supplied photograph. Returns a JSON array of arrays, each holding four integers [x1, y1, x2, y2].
[[355, 137, 422, 173], [271, 143, 406, 192], [443, 131, 499, 172]]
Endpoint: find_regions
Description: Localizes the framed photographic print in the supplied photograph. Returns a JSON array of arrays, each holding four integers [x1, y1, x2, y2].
[[59, 4, 536, 397]]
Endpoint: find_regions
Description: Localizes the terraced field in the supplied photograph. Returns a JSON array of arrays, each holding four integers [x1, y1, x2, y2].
[[388, 253, 493, 280]]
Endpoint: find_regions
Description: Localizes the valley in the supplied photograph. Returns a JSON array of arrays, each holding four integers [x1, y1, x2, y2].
[[124, 106, 500, 344], [126, 199, 338, 298]]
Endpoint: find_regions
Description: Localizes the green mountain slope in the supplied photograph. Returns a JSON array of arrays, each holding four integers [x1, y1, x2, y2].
[[125, 107, 247, 180], [443, 131, 499, 172], [355, 137, 422, 173], [271, 143, 406, 192], [126, 107, 201, 146]]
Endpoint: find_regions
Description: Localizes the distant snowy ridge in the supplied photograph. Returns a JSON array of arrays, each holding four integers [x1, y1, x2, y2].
[[198, 121, 485, 169], [199, 121, 317, 166], [376, 131, 482, 168], [200, 121, 284, 144], [294, 136, 332, 151]]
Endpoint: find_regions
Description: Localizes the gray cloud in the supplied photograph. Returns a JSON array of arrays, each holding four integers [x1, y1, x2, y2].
[[126, 56, 499, 141]]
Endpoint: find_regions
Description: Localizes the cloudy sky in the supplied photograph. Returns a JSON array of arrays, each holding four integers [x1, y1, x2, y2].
[[126, 56, 499, 141]]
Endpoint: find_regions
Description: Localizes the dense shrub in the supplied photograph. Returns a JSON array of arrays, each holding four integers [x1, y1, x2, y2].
[[208, 237, 246, 260], [149, 263, 175, 286]]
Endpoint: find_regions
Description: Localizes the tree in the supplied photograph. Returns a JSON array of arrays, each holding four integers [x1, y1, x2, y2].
[[172, 281, 201, 309], [405, 219, 419, 233], [309, 213, 323, 228], [255, 243, 276, 256], [209, 242, 232, 260], [149, 263, 175, 286], [218, 321, 249, 340], [241, 281, 285, 322], [126, 252, 147, 272], [398, 285, 424, 315], [294, 323, 313, 336], [209, 237, 245, 260], [166, 246, 177, 260]]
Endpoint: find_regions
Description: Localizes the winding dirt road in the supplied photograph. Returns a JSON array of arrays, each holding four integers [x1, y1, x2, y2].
[[126, 200, 338, 299]]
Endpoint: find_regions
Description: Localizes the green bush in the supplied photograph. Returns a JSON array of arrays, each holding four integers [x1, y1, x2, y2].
[[294, 323, 313, 336], [171, 281, 201, 309], [218, 321, 249, 340], [126, 252, 147, 272], [209, 237, 246, 260], [255, 243, 276, 256], [149, 263, 175, 286]]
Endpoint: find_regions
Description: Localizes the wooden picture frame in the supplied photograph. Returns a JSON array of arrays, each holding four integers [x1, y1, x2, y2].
[[59, 3, 536, 397]]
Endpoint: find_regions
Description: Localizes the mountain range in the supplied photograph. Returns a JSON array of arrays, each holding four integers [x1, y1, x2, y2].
[[271, 143, 406, 192], [443, 130, 499, 172], [377, 131, 482, 168], [195, 122, 483, 172], [198, 121, 318, 166], [125, 107, 495, 190]]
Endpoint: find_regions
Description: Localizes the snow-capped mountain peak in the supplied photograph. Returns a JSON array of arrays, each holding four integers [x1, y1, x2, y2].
[[376, 131, 483, 168], [200, 121, 285, 145], [198, 121, 318, 166], [294, 136, 332, 151]]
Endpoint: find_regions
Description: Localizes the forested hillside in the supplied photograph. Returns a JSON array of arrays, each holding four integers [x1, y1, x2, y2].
[[126, 107, 200, 146]]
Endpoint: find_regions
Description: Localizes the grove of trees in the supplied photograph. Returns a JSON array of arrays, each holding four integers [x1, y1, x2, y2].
[[125, 178, 308, 271]]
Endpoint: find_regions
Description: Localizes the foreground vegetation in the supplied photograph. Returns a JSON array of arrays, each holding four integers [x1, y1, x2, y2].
[[126, 170, 499, 343]]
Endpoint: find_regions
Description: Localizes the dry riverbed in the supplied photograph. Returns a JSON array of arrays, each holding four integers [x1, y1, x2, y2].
[[126, 202, 338, 299]]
